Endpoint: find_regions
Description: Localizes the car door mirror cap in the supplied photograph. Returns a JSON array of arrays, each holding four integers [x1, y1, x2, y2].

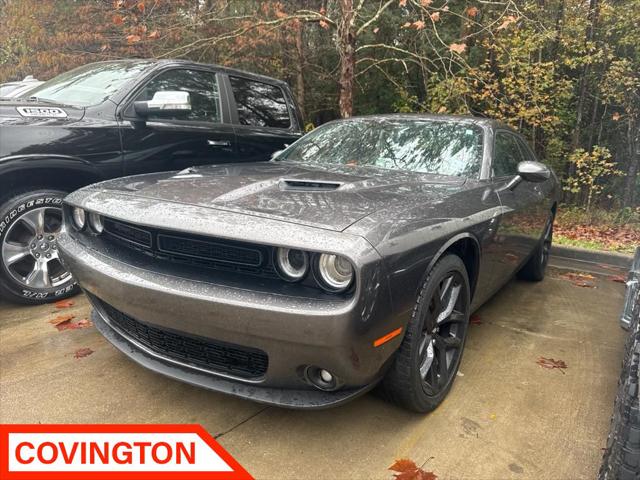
[[133, 91, 191, 117], [518, 161, 550, 183]]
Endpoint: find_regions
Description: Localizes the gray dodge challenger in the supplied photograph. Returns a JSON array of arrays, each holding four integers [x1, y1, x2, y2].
[[57, 114, 559, 411]]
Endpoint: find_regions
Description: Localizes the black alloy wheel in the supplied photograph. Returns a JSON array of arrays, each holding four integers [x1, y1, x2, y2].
[[383, 254, 471, 412]]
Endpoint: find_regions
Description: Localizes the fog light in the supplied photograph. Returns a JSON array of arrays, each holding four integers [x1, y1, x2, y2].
[[306, 366, 338, 391]]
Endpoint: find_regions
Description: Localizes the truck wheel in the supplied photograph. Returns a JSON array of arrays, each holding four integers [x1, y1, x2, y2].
[[0, 189, 79, 305], [518, 214, 554, 282], [382, 254, 470, 412], [599, 290, 640, 479]]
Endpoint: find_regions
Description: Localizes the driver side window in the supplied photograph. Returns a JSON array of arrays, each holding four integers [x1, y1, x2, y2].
[[134, 69, 220, 122], [493, 131, 524, 177]]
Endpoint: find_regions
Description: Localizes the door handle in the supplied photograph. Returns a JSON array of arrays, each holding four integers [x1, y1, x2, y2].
[[207, 139, 231, 147]]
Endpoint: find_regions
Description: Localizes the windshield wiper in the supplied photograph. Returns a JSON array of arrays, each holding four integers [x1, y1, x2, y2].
[[28, 96, 76, 108]]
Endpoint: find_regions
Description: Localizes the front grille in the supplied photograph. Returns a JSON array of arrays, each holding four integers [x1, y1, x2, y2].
[[102, 218, 276, 278], [98, 299, 268, 378]]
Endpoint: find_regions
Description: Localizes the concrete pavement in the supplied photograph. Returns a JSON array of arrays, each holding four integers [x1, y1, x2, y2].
[[0, 264, 628, 479]]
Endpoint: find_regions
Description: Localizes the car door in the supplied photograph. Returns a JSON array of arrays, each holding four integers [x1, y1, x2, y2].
[[118, 67, 237, 175], [226, 75, 302, 162], [491, 130, 543, 278]]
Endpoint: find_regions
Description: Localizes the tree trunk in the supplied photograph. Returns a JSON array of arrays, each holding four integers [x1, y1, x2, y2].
[[337, 0, 355, 118], [294, 20, 306, 122], [571, 0, 600, 157], [623, 115, 639, 207]]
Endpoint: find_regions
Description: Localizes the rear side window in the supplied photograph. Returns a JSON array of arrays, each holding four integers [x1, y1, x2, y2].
[[134, 69, 220, 122], [229, 76, 290, 129], [493, 132, 524, 177]]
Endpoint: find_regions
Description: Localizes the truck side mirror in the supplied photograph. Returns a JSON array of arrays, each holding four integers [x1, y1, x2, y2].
[[133, 91, 191, 117]]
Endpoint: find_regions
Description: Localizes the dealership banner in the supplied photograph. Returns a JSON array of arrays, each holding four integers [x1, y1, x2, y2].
[[0, 424, 252, 480]]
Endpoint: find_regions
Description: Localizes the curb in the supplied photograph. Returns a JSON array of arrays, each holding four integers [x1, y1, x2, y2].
[[551, 244, 633, 268]]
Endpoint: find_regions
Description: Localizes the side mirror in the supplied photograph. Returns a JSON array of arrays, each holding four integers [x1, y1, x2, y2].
[[518, 161, 550, 183], [133, 91, 191, 117]]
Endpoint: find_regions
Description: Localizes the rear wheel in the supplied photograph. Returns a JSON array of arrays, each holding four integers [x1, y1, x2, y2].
[[518, 215, 554, 282], [382, 254, 470, 412], [0, 189, 78, 305]]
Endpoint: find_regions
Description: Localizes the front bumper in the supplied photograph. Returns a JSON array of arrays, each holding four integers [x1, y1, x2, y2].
[[58, 230, 403, 408]]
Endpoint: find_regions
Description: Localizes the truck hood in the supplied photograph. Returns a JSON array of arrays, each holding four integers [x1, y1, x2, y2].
[[90, 162, 467, 232], [0, 99, 85, 125]]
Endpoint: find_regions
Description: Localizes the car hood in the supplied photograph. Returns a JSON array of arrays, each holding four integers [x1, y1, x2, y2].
[[0, 99, 85, 126], [93, 162, 468, 232]]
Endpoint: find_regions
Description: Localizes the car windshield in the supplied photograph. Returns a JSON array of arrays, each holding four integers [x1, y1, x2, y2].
[[278, 118, 484, 178], [20, 61, 153, 107]]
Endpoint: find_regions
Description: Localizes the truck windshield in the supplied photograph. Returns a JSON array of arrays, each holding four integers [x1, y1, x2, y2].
[[20, 61, 153, 107]]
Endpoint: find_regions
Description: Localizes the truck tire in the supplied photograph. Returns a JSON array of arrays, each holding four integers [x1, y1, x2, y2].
[[599, 288, 640, 479], [0, 189, 79, 305]]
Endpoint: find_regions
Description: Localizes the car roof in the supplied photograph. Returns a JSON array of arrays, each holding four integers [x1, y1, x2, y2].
[[83, 58, 288, 87]]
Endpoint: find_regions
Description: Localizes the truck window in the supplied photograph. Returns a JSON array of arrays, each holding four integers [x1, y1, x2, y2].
[[229, 76, 290, 129]]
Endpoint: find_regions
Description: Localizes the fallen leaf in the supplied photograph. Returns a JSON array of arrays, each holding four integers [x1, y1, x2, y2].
[[420, 0, 432, 5], [470, 314, 482, 325], [412, 20, 425, 30], [399, 0, 407, 6], [54, 300, 74, 309], [449, 42, 466, 54], [127, 34, 141, 44], [137, 1, 145, 13], [373, 27, 380, 34], [607, 274, 626, 283], [112, 14, 124, 25], [51, 316, 92, 331], [74, 348, 94, 359], [389, 459, 437, 480], [558, 272, 596, 288], [49, 314, 75, 326], [430, 11, 440, 21], [148, 30, 160, 39], [390, 459, 418, 473], [437, 106, 447, 113], [536, 356, 568, 373], [402, 21, 412, 28], [319, 19, 330, 29], [612, 112, 620, 121]]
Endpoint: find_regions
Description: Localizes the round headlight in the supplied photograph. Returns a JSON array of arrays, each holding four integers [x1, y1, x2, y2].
[[89, 212, 104, 234], [275, 248, 309, 281], [72, 207, 86, 230], [317, 254, 354, 291]]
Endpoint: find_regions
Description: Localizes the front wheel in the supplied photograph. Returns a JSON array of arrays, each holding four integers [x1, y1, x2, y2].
[[0, 189, 79, 305], [382, 254, 471, 412]]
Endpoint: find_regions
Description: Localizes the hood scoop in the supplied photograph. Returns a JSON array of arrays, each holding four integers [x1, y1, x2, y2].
[[279, 179, 343, 192]]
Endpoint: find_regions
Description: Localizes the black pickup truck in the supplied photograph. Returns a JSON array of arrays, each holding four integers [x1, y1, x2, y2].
[[0, 60, 303, 304]]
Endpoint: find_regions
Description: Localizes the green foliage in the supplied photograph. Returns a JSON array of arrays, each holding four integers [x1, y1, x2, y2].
[[564, 146, 623, 211]]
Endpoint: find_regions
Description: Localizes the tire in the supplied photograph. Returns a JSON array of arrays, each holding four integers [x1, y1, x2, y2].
[[518, 214, 554, 282], [0, 189, 79, 305], [382, 254, 471, 413], [599, 288, 640, 479]]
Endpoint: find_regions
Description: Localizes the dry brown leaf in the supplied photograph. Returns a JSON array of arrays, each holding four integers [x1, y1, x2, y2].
[[127, 34, 141, 44], [558, 271, 596, 288], [148, 30, 160, 39], [412, 20, 425, 30], [537, 356, 568, 373], [49, 314, 75, 326], [389, 458, 438, 480], [430, 11, 440, 21], [607, 274, 627, 283], [74, 348, 94, 359], [54, 299, 74, 309]]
